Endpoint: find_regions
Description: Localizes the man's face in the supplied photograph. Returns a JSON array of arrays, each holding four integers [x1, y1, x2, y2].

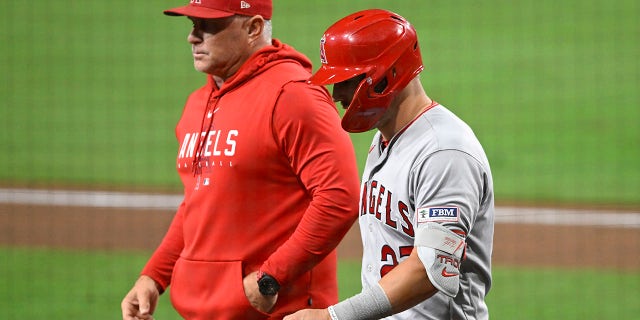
[[187, 16, 252, 78], [331, 74, 366, 109]]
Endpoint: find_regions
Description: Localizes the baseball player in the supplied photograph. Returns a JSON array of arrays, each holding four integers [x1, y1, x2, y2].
[[285, 9, 494, 320]]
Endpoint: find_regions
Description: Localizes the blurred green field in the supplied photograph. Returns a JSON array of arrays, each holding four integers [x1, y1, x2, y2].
[[1, 247, 638, 319], [1, 1, 639, 319], [1, 0, 638, 205]]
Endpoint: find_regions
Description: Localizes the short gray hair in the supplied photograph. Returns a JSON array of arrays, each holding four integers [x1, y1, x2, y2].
[[262, 20, 272, 42]]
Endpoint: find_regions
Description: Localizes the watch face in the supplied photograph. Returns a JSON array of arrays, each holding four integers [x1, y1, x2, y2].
[[258, 275, 280, 296]]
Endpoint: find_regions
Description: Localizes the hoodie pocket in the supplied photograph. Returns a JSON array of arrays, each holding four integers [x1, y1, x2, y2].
[[170, 258, 268, 320]]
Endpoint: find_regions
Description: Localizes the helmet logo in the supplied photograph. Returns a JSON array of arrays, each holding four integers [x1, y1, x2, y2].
[[319, 36, 328, 64]]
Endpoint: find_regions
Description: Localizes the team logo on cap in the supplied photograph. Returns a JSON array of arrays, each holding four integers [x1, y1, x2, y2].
[[320, 36, 328, 64], [417, 206, 459, 224]]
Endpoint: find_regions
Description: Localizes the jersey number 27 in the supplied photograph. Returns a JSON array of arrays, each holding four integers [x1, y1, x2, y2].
[[380, 245, 413, 277]]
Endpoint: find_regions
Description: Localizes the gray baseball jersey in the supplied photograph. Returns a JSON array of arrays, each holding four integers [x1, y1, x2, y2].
[[358, 103, 494, 320]]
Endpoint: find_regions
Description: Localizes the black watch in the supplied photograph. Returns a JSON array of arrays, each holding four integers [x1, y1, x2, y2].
[[257, 272, 280, 296]]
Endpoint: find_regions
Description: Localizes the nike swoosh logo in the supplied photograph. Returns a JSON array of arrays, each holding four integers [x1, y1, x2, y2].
[[441, 267, 459, 277]]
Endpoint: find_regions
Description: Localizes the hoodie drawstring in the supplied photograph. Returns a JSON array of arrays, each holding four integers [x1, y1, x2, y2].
[[192, 90, 218, 176]]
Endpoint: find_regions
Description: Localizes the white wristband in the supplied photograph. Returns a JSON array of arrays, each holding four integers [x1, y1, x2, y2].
[[330, 282, 392, 320], [328, 305, 339, 320]]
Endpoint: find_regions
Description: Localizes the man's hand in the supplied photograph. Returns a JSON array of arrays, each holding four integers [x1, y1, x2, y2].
[[243, 271, 278, 313], [283, 308, 331, 320], [121, 275, 160, 320]]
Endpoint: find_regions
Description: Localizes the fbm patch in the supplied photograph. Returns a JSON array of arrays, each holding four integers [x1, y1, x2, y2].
[[417, 207, 459, 224]]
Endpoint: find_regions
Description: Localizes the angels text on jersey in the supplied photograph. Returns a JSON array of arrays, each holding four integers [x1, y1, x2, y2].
[[177, 129, 238, 171], [362, 179, 415, 238]]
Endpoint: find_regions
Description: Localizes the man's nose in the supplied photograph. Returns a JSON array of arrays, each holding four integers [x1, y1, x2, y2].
[[188, 29, 202, 44]]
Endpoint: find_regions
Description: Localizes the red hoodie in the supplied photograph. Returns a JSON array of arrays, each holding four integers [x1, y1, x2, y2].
[[141, 40, 360, 319]]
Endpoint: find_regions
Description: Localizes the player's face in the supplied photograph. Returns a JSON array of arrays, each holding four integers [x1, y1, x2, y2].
[[332, 74, 366, 109], [187, 16, 252, 79]]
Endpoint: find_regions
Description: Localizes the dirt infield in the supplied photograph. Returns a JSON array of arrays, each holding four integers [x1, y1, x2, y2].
[[1, 203, 639, 271]]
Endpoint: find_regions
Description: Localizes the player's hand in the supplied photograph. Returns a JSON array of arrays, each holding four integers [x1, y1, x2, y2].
[[121, 275, 160, 320], [283, 308, 331, 320], [243, 271, 278, 313]]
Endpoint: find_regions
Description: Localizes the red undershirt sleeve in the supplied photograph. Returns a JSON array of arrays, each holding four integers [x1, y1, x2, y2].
[[260, 82, 361, 285]]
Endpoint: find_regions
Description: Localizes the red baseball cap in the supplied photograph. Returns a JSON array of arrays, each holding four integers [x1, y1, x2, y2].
[[164, 0, 272, 20]]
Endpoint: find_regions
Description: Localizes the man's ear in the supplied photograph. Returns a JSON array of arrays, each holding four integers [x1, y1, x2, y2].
[[246, 15, 265, 41]]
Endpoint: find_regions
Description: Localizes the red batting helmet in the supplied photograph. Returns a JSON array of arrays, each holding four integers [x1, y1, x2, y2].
[[308, 9, 424, 132]]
